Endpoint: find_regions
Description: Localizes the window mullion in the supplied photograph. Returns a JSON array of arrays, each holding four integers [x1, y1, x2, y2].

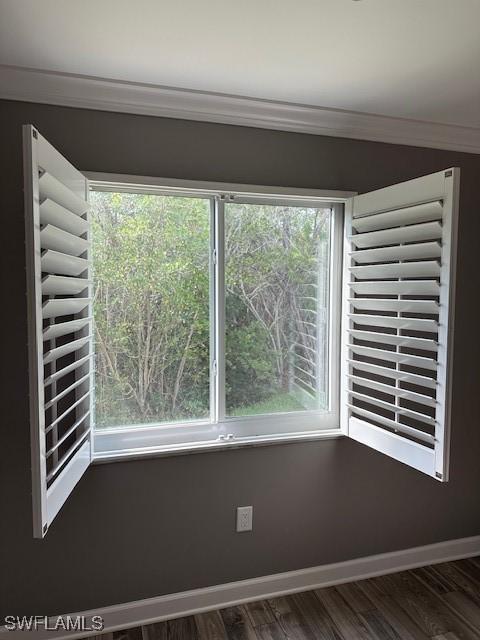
[[213, 196, 226, 423]]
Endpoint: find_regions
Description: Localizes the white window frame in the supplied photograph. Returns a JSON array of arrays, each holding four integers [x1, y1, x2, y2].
[[86, 172, 355, 461]]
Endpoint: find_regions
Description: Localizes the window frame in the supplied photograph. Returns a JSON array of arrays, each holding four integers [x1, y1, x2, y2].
[[86, 172, 355, 462]]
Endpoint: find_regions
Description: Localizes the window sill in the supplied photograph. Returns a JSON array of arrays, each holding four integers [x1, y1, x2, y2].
[[92, 428, 343, 464]]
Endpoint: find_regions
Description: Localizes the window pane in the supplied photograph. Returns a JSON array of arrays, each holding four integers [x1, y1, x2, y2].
[[91, 191, 210, 429], [224, 203, 331, 417]]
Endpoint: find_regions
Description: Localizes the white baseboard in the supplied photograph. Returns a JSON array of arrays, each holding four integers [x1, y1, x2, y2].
[[5, 535, 480, 639]]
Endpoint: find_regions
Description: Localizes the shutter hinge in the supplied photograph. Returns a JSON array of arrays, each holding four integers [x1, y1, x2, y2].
[[212, 249, 217, 265], [212, 359, 218, 376]]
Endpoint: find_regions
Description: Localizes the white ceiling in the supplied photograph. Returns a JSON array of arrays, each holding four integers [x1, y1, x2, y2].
[[1, 0, 480, 128]]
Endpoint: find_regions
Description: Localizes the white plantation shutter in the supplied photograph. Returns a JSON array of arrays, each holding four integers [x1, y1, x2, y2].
[[341, 169, 459, 481], [24, 125, 93, 537]]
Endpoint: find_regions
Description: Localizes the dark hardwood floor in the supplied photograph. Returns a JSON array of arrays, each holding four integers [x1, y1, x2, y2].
[[92, 557, 480, 640]]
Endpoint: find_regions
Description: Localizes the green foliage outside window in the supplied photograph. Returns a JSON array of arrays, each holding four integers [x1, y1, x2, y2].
[[91, 192, 330, 429]]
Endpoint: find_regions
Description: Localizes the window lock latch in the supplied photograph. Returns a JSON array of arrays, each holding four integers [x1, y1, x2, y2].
[[218, 433, 235, 442]]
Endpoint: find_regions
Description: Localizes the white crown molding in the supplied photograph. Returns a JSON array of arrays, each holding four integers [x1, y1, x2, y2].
[[1, 65, 480, 155], [4, 534, 480, 639]]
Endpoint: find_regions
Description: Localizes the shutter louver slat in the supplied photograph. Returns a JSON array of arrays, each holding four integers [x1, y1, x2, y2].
[[46, 426, 91, 483], [43, 336, 91, 364], [350, 241, 442, 264], [45, 393, 90, 435], [351, 170, 447, 218], [24, 125, 93, 538], [42, 275, 91, 295], [351, 201, 443, 232], [348, 344, 438, 371], [42, 298, 91, 319], [347, 408, 435, 445], [349, 391, 435, 426], [44, 354, 92, 386], [350, 220, 442, 248], [41, 249, 88, 276], [347, 360, 437, 390], [348, 314, 438, 332], [44, 373, 90, 410], [40, 224, 89, 256], [46, 413, 90, 458], [341, 168, 459, 481], [349, 280, 440, 296], [39, 171, 89, 215], [348, 298, 439, 313], [348, 329, 437, 352], [40, 198, 89, 235], [350, 260, 441, 279], [43, 317, 92, 341], [348, 374, 437, 408]]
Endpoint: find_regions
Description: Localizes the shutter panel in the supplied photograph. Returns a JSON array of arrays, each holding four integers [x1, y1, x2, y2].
[[24, 125, 93, 537], [341, 169, 459, 481]]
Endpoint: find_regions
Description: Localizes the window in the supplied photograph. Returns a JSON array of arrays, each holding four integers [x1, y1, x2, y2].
[[223, 202, 331, 418], [24, 125, 459, 537], [91, 191, 211, 429], [91, 187, 343, 456]]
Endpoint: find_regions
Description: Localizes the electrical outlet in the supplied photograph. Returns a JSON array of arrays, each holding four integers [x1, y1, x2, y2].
[[236, 505, 253, 532]]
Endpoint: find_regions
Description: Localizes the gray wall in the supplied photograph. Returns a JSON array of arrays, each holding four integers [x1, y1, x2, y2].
[[1, 99, 479, 617]]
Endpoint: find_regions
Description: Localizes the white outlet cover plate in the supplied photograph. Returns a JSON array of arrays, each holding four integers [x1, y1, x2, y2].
[[236, 506, 253, 532]]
